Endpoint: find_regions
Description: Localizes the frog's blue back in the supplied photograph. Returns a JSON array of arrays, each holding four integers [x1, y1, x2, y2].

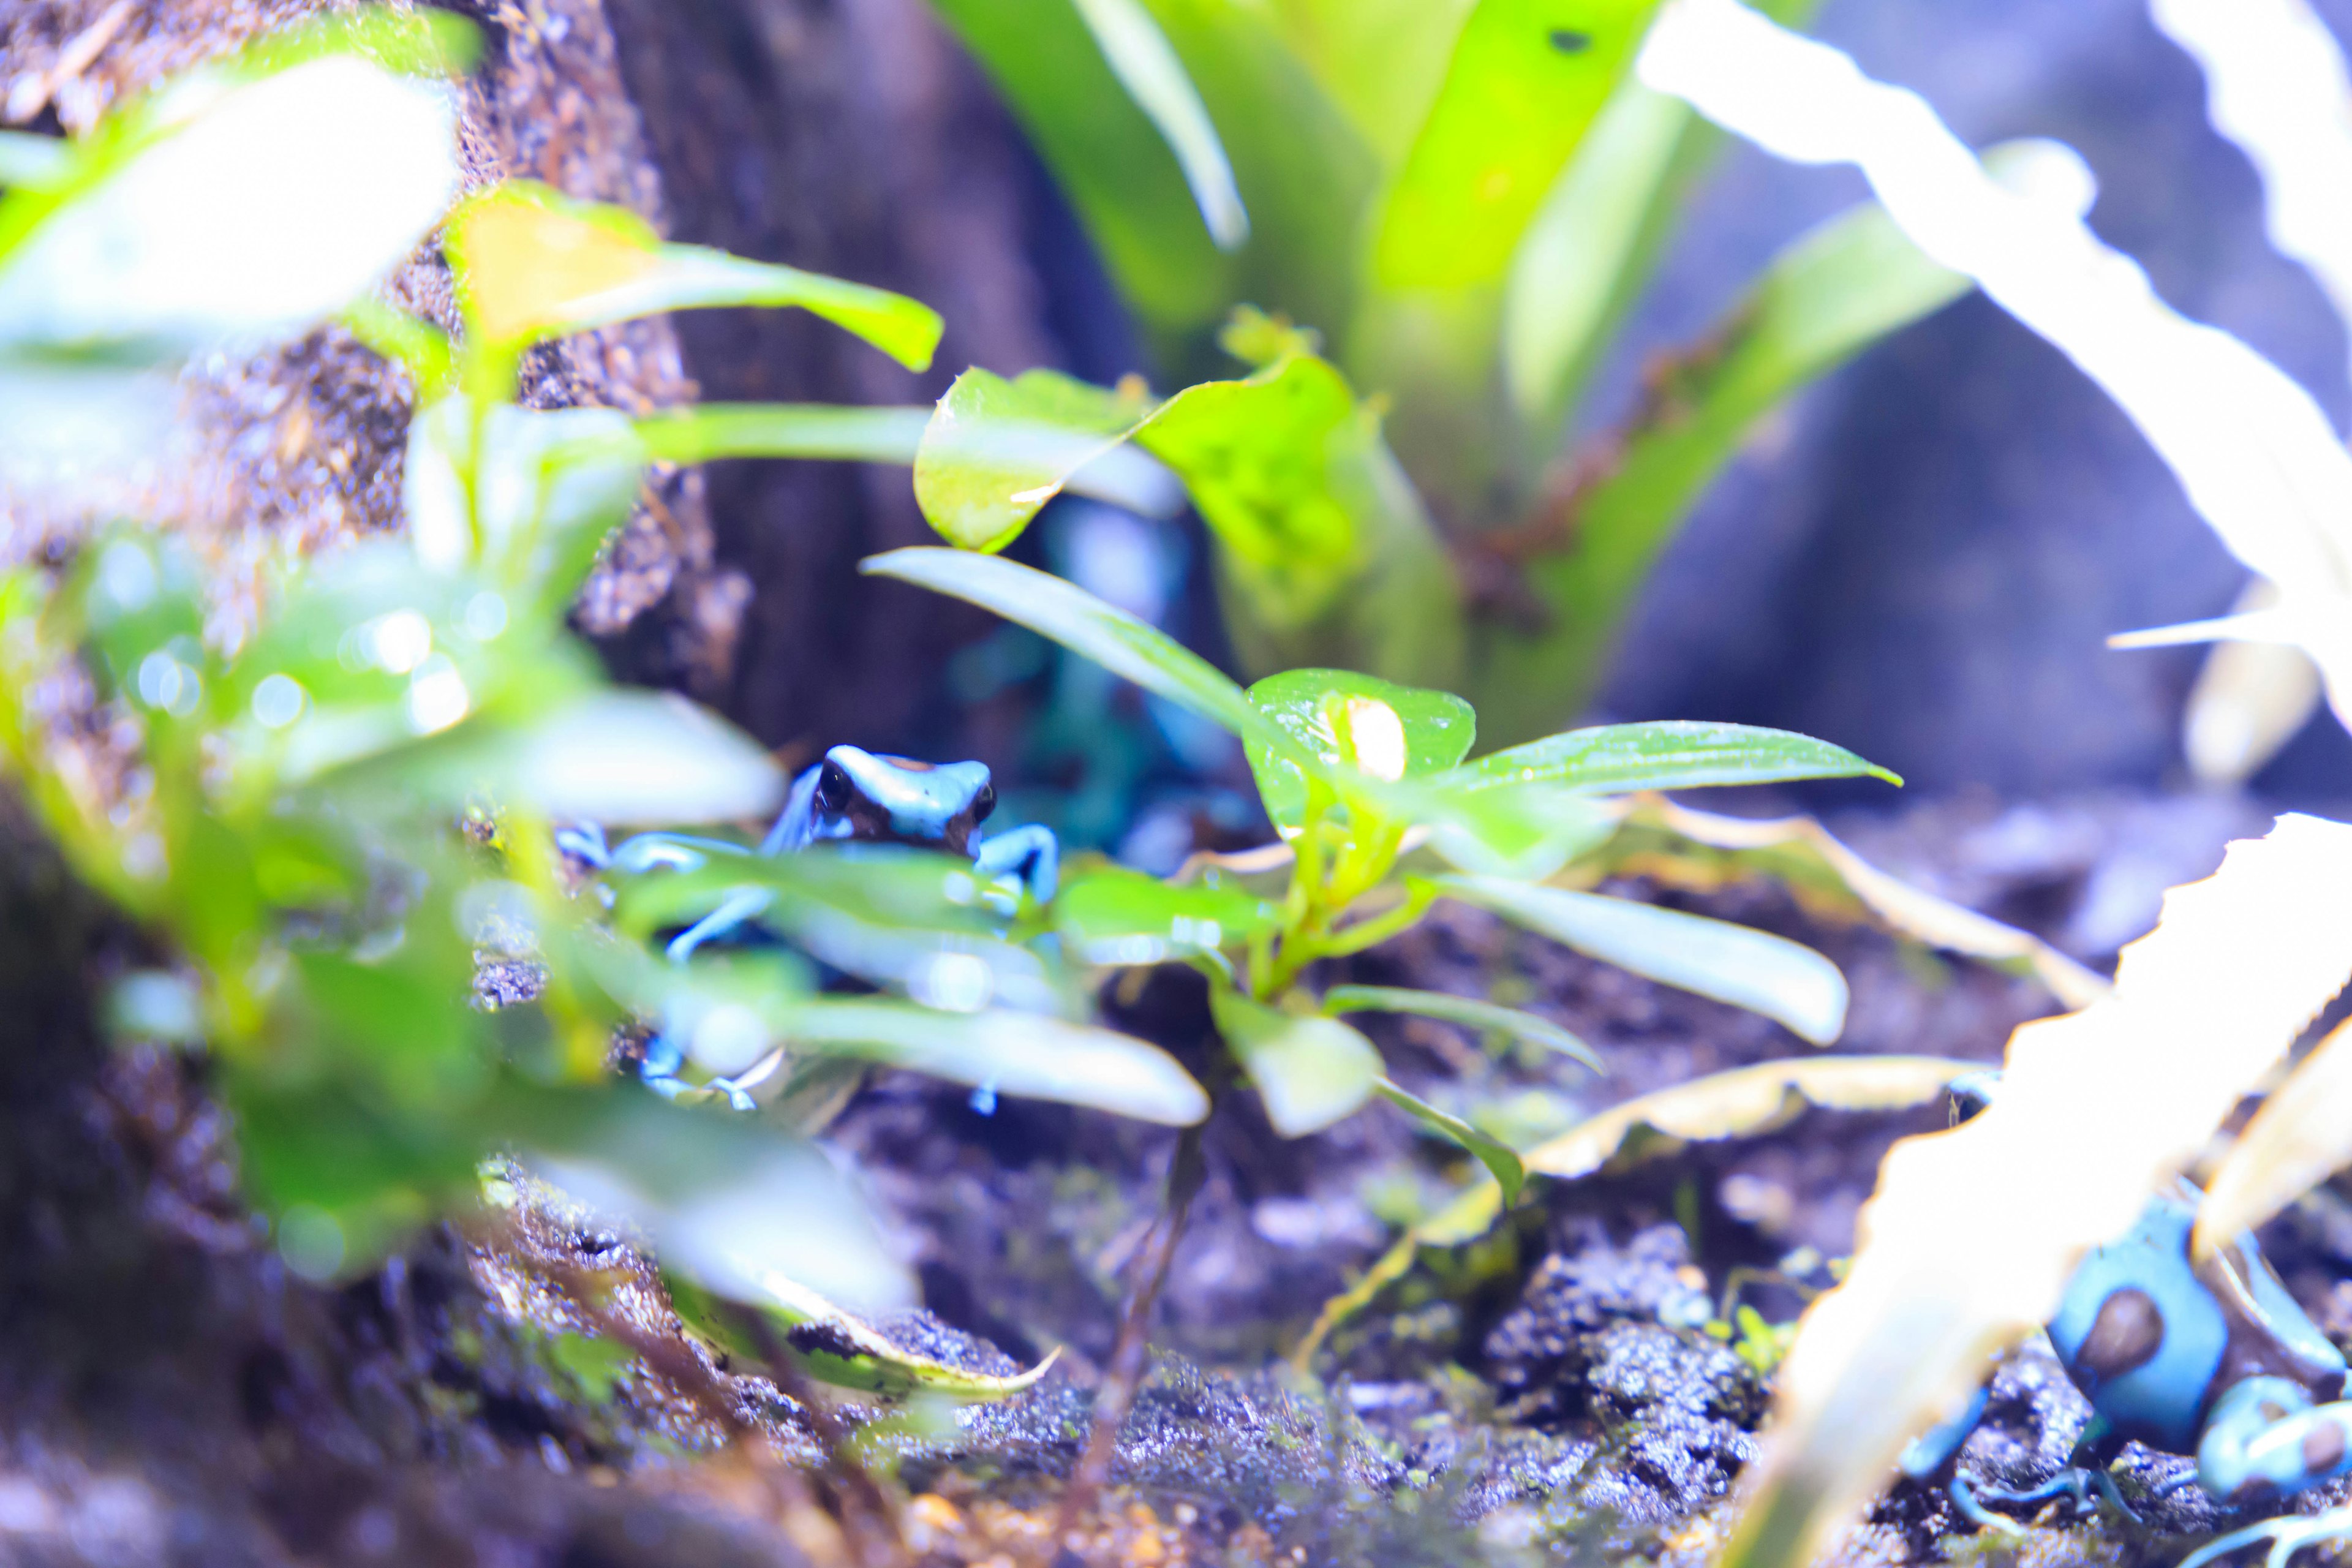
[[2047, 1186, 2346, 1455]]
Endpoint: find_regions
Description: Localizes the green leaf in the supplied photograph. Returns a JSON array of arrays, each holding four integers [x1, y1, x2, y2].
[[1448, 720, 1898, 794], [1071, 0, 1248, 248], [1210, 984, 1382, 1136], [1441, 875, 1848, 1044], [1261, 0, 1474, 168], [925, 0, 1233, 332], [666, 1271, 1060, 1400], [1135, 350, 1464, 680], [1056, 863, 1282, 963], [1322, 982, 1600, 1071], [1408, 781, 1620, 881], [1243, 666, 1474, 828], [1479, 184, 1978, 740], [448, 183, 941, 371], [0, 130, 68, 190], [912, 368, 1155, 551], [1370, 0, 1662, 291], [1374, 1077, 1526, 1203], [634, 403, 930, 467], [782, 999, 1210, 1126], [861, 548, 1266, 741]]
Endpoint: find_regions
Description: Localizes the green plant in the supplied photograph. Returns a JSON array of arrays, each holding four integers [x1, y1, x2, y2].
[[865, 546, 1898, 1196], [0, 16, 1205, 1351], [910, 0, 2012, 739]]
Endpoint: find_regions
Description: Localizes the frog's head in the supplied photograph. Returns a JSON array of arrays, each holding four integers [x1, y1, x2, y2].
[[810, 745, 997, 854]]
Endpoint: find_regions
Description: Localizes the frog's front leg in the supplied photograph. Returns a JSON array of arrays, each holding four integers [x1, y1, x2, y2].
[[973, 822, 1058, 905], [2174, 1379, 2352, 1568]]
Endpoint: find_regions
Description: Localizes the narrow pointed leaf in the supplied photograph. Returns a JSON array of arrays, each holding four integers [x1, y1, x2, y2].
[[1071, 0, 1248, 247], [449, 183, 940, 370], [1374, 1078, 1526, 1202], [1210, 985, 1382, 1136], [666, 1271, 1059, 1400], [784, 999, 1210, 1126], [1450, 720, 1896, 794], [1442, 875, 1848, 1043], [1523, 1055, 1977, 1178], [635, 404, 930, 466], [1322, 983, 1601, 1071]]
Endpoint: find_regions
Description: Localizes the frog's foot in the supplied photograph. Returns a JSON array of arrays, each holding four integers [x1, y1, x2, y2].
[[635, 1033, 780, 1112], [556, 821, 612, 869], [2177, 1507, 2352, 1568], [1969, 1466, 2143, 1527], [973, 823, 1058, 908], [663, 888, 776, 964]]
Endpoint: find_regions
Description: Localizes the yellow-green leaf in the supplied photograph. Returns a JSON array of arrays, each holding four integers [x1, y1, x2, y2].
[[668, 1272, 1058, 1401], [2196, 1013, 2352, 1257]]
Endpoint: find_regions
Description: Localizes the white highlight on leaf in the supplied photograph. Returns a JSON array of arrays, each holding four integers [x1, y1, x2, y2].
[[1640, 0, 2352, 747], [0, 57, 459, 355], [1068, 0, 1250, 250], [2151, 0, 2352, 362]]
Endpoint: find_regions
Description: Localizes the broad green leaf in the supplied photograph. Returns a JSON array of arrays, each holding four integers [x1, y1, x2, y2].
[[862, 547, 1266, 742], [1136, 349, 1465, 680], [1498, 0, 1816, 439], [1056, 863, 1282, 963], [1370, 0, 1662, 290], [912, 368, 1154, 551], [1447, 720, 1898, 794], [1210, 985, 1382, 1136], [1719, 815, 2352, 1568], [1261, 0, 1475, 167], [666, 1272, 1059, 1400], [1071, 0, 1248, 247], [447, 183, 940, 371], [0, 56, 459, 360], [2197, 1013, 2352, 1256], [1441, 875, 1848, 1044], [1374, 1077, 1526, 1203], [783, 999, 1210, 1126], [925, 0, 1233, 331], [1412, 780, 1621, 880], [1477, 180, 1985, 741], [1523, 1055, 1977, 1179], [1322, 982, 1600, 1071], [1243, 667, 1474, 827]]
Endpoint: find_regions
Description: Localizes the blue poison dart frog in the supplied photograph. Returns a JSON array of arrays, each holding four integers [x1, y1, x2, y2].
[[1901, 1072, 2352, 1568], [557, 745, 1057, 1111]]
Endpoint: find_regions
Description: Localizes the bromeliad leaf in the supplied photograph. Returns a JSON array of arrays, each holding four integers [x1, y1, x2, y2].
[[1446, 719, 1896, 794], [1056, 863, 1282, 965], [447, 183, 941, 371], [1374, 1077, 1528, 1203], [1322, 983, 1602, 1072], [1442, 874, 1848, 1044], [1371, 0, 1664, 291], [1523, 1055, 1978, 1179], [667, 1271, 1059, 1400], [1244, 667, 1474, 827], [911, 367, 1159, 551], [1210, 985, 1382, 1136], [1069, 0, 1249, 248]]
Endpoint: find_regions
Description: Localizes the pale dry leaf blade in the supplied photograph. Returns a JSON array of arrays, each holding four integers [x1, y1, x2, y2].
[[2196, 1013, 2352, 1256], [1724, 814, 2352, 1568]]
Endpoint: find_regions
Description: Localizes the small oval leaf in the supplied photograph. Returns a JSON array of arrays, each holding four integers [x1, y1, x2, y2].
[[1245, 668, 1474, 828], [1210, 985, 1382, 1136], [1442, 875, 1849, 1044]]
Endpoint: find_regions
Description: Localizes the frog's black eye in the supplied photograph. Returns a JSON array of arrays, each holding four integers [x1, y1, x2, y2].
[[972, 782, 997, 824], [816, 759, 853, 815]]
